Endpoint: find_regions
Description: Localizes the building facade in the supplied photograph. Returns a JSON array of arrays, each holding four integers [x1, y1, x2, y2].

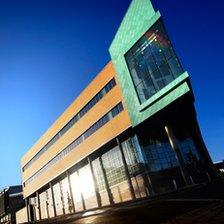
[[21, 0, 216, 222], [0, 186, 24, 224]]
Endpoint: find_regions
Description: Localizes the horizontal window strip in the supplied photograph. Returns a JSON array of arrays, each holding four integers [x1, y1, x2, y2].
[[22, 78, 116, 172], [24, 102, 124, 186]]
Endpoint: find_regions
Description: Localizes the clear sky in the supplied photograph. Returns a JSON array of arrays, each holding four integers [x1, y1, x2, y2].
[[0, 0, 223, 189]]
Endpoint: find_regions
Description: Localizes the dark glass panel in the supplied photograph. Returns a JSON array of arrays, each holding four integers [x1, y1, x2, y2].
[[167, 57, 183, 78], [125, 19, 184, 104]]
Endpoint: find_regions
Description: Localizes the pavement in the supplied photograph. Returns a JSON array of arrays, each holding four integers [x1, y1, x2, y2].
[[72, 199, 224, 224], [163, 202, 224, 224]]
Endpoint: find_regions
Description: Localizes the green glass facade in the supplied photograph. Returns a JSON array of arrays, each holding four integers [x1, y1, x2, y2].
[[109, 0, 191, 127], [125, 18, 184, 104]]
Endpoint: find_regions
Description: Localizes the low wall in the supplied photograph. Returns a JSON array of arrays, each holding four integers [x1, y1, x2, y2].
[[16, 207, 28, 224]]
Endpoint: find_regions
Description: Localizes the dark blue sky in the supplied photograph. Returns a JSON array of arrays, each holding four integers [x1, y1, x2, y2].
[[0, 0, 223, 189]]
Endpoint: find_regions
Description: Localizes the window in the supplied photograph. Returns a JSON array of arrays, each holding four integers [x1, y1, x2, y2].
[[179, 138, 199, 164], [24, 103, 124, 186], [102, 146, 126, 187], [23, 78, 116, 172], [125, 19, 183, 104], [141, 129, 179, 172]]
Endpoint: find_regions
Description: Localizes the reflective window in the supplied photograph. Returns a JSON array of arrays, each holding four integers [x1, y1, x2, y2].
[[92, 158, 106, 192], [140, 128, 201, 181], [145, 141, 178, 172], [122, 136, 149, 198], [141, 130, 178, 172], [179, 138, 199, 164], [102, 146, 126, 187], [122, 138, 142, 176], [125, 19, 183, 103]]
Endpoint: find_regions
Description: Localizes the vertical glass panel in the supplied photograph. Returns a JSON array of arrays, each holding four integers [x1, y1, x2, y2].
[[61, 177, 73, 214], [172, 119, 207, 183], [53, 183, 63, 216], [150, 39, 166, 67], [122, 138, 141, 175], [159, 63, 174, 84], [125, 19, 184, 104], [102, 146, 126, 187], [167, 57, 183, 78], [136, 79, 156, 103], [179, 138, 199, 164], [79, 165, 97, 209], [46, 188, 54, 218], [151, 69, 165, 90], [173, 123, 204, 184], [30, 197, 38, 221], [143, 43, 157, 73], [102, 146, 131, 203], [70, 171, 83, 212], [144, 139, 178, 172], [39, 191, 48, 219], [122, 137, 149, 199], [92, 158, 110, 206], [140, 129, 185, 194]]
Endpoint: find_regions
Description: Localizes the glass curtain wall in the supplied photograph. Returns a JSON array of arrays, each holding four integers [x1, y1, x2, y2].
[[140, 128, 185, 194], [101, 146, 131, 203], [32, 135, 155, 221], [138, 122, 204, 194], [125, 19, 183, 103], [29, 126, 210, 222]]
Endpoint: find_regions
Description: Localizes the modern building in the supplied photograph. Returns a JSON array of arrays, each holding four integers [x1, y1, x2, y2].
[[214, 161, 224, 175], [0, 185, 24, 224], [20, 0, 217, 222]]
